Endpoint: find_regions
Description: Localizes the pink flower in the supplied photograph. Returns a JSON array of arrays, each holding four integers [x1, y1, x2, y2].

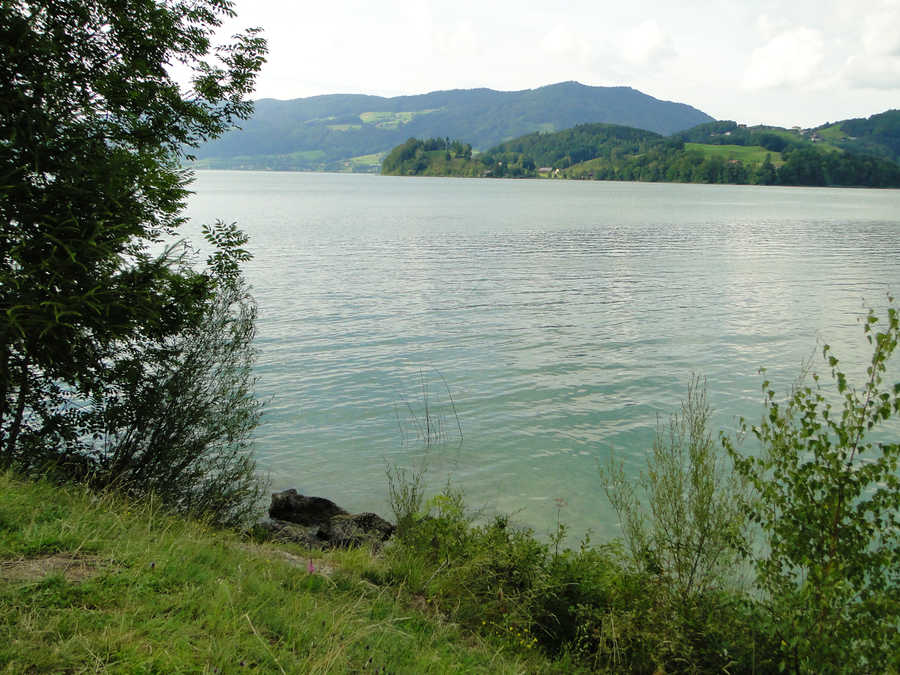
[[307, 558, 315, 574]]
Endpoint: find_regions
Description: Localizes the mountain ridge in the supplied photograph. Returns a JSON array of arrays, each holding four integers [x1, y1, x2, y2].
[[191, 81, 714, 171]]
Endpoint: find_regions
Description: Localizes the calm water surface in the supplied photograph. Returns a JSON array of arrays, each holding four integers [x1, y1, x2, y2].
[[184, 172, 900, 539]]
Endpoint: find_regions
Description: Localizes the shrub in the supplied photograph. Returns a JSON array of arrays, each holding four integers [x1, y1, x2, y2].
[[86, 248, 266, 528], [384, 477, 764, 673], [725, 302, 900, 673], [602, 375, 747, 598], [385, 462, 427, 538]]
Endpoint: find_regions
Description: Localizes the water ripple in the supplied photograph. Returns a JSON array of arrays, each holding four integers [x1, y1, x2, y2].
[[185, 173, 900, 539]]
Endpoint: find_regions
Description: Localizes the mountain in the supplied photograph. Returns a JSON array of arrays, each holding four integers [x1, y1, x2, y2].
[[190, 81, 714, 171]]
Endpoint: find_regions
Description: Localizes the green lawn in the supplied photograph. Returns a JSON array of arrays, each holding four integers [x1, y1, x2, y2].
[[685, 142, 782, 164], [359, 109, 440, 129], [0, 473, 563, 674], [816, 124, 846, 142]]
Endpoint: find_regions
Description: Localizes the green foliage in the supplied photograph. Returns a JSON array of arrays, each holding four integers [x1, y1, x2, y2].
[[484, 123, 663, 173], [594, 376, 764, 673], [563, 136, 900, 186], [674, 121, 808, 152], [86, 262, 265, 527], [385, 461, 426, 537], [775, 145, 900, 187], [382, 119, 900, 187], [381, 137, 479, 176], [0, 1, 267, 523], [684, 142, 783, 165], [382, 473, 765, 673], [820, 109, 900, 163], [603, 376, 747, 598], [724, 302, 900, 673]]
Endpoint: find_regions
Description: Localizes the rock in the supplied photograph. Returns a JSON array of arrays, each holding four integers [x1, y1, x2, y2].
[[254, 518, 323, 549], [269, 489, 348, 527], [264, 490, 395, 550], [328, 512, 395, 548]]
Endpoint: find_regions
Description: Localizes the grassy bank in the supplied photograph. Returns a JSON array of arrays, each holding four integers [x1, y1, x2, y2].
[[0, 472, 564, 673], [0, 470, 777, 673], [5, 323, 900, 673]]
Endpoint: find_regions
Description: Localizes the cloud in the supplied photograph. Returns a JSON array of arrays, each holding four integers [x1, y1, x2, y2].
[[839, 4, 900, 90], [743, 27, 825, 90], [756, 14, 788, 41], [860, 4, 900, 56], [842, 55, 900, 89], [434, 21, 479, 56], [621, 19, 675, 66], [540, 24, 592, 64]]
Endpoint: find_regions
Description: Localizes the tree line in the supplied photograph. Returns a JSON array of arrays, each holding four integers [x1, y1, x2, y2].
[[383, 122, 900, 187]]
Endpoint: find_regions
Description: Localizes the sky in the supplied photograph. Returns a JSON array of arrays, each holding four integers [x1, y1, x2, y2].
[[217, 0, 900, 128]]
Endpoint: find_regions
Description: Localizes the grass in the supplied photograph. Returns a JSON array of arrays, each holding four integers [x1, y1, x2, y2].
[[359, 110, 440, 129], [0, 472, 564, 673], [348, 152, 386, 165], [188, 150, 327, 171], [685, 142, 783, 165], [1, 467, 764, 673], [338, 152, 388, 173], [816, 124, 847, 142]]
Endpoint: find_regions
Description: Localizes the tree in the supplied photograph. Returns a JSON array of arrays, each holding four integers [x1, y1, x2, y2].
[[755, 153, 777, 185], [1, 1, 267, 523], [724, 302, 900, 673], [777, 147, 826, 186]]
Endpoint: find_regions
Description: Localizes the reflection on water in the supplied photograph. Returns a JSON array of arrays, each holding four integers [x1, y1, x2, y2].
[[184, 172, 900, 539]]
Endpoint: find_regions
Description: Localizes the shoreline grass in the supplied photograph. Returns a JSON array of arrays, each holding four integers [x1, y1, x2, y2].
[[0, 472, 569, 673]]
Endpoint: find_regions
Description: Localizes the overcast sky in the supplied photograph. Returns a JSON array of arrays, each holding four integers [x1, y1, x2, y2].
[[219, 0, 900, 128]]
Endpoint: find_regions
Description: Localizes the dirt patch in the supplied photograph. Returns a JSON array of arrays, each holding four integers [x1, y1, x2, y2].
[[260, 548, 336, 576], [235, 542, 335, 576], [0, 553, 110, 583]]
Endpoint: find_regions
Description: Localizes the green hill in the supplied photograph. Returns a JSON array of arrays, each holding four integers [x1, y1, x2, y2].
[[383, 119, 900, 187], [191, 82, 713, 171], [814, 110, 900, 163]]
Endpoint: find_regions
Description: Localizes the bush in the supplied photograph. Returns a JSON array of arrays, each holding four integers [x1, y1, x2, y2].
[[385, 462, 427, 538], [596, 375, 764, 672], [725, 302, 900, 673], [87, 245, 265, 527], [602, 375, 747, 597], [384, 477, 765, 673], [380, 321, 899, 673]]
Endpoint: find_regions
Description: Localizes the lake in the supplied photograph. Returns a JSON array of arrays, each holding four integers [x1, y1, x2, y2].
[[183, 171, 900, 540]]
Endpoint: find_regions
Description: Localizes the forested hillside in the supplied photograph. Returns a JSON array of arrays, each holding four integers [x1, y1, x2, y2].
[[383, 120, 900, 188], [815, 110, 900, 163], [191, 82, 713, 171]]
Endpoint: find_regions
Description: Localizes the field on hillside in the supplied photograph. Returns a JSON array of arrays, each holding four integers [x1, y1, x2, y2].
[[685, 142, 782, 165]]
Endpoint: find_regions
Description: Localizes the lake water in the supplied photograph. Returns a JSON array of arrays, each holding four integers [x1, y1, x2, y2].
[[183, 171, 900, 540]]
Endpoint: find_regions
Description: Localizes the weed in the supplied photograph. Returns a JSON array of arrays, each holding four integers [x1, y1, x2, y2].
[[394, 368, 463, 447], [384, 461, 426, 538]]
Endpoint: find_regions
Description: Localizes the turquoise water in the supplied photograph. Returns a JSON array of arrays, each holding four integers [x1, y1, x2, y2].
[[184, 172, 900, 539]]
